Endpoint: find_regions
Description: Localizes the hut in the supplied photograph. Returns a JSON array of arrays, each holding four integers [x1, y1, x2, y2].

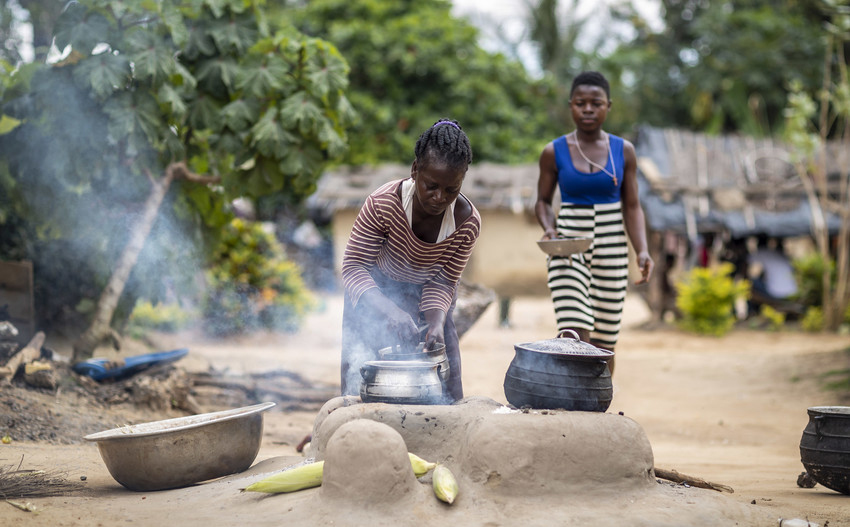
[[634, 125, 846, 320]]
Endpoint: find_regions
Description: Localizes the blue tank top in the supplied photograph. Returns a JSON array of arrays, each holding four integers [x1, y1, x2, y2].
[[553, 133, 624, 205]]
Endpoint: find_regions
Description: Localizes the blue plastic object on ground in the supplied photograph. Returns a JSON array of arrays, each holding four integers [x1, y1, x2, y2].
[[72, 348, 189, 381]]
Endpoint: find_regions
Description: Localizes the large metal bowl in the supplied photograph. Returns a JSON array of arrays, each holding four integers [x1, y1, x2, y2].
[[84, 402, 275, 491]]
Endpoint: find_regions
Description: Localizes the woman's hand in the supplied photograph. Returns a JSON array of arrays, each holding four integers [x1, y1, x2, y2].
[[422, 308, 447, 350], [360, 289, 419, 345], [635, 251, 654, 284], [541, 228, 559, 241]]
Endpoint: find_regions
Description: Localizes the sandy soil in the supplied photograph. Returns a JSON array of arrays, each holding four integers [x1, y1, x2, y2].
[[2, 293, 849, 526]]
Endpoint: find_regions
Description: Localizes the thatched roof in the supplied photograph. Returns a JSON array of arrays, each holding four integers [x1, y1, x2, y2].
[[635, 126, 845, 238], [308, 162, 539, 217]]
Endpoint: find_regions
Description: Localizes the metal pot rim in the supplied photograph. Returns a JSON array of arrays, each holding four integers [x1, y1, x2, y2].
[[362, 360, 441, 370]]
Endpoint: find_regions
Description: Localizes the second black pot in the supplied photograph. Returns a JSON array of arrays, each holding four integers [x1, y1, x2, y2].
[[503, 330, 613, 412]]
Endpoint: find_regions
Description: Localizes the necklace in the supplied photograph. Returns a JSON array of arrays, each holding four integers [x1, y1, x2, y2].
[[572, 132, 618, 187]]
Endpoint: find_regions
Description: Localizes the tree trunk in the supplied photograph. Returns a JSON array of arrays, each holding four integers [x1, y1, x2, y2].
[[72, 168, 176, 362]]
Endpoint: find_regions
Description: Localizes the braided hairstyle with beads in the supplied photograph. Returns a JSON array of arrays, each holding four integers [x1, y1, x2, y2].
[[413, 118, 473, 171]]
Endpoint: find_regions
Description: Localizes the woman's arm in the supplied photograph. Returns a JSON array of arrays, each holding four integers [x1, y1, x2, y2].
[[620, 140, 654, 284], [341, 194, 420, 343], [535, 142, 559, 240], [419, 217, 480, 347]]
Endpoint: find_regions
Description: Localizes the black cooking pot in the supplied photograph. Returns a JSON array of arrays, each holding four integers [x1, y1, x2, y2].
[[800, 406, 850, 494], [503, 330, 614, 412]]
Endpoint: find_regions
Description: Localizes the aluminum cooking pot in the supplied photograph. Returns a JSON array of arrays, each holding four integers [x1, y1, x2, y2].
[[378, 341, 450, 383], [360, 360, 446, 405], [504, 330, 614, 411]]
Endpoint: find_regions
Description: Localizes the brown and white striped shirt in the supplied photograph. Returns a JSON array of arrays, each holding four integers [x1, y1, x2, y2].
[[342, 179, 481, 313]]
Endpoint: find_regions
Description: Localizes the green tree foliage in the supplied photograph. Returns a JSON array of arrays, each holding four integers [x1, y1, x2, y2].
[[0, 0, 352, 335], [604, 0, 829, 135], [279, 0, 559, 164]]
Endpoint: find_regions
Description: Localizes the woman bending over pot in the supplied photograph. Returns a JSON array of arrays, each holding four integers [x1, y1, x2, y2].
[[340, 119, 480, 401]]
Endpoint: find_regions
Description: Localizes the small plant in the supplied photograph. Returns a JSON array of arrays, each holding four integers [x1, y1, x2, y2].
[[801, 306, 824, 332], [126, 300, 194, 338], [759, 305, 785, 331], [675, 263, 750, 336], [203, 218, 315, 336], [792, 252, 834, 308]]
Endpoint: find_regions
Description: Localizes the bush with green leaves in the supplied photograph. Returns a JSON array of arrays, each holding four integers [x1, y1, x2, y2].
[[759, 305, 785, 331], [675, 263, 750, 336], [801, 306, 824, 332], [792, 252, 835, 308], [127, 300, 195, 339], [203, 218, 314, 336]]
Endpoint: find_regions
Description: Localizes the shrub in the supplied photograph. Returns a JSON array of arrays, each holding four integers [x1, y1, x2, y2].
[[801, 306, 824, 332], [675, 263, 750, 336], [203, 218, 315, 336], [792, 252, 834, 308], [759, 305, 786, 331], [127, 300, 195, 338]]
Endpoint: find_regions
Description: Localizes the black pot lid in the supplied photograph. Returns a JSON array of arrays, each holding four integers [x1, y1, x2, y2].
[[515, 330, 614, 361], [807, 406, 850, 417]]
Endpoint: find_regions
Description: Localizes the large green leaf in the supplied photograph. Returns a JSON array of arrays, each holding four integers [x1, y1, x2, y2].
[[187, 93, 223, 131], [250, 105, 297, 157], [162, 3, 189, 48], [195, 57, 240, 93], [317, 121, 346, 158], [157, 84, 187, 120], [183, 20, 217, 59], [304, 41, 349, 98], [103, 92, 137, 141], [53, 3, 112, 54], [171, 62, 198, 90], [278, 141, 323, 177], [126, 29, 177, 84], [72, 53, 130, 100], [235, 55, 291, 98], [279, 92, 325, 135], [133, 91, 166, 145], [208, 14, 257, 55], [221, 98, 258, 131]]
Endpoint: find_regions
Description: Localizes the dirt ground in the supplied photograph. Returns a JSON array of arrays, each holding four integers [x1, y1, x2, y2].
[[2, 293, 850, 526]]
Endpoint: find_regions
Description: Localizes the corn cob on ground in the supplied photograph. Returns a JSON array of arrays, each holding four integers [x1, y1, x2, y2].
[[243, 453, 438, 494], [432, 464, 459, 504]]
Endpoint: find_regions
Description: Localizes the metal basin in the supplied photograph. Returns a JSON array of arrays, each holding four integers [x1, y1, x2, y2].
[[84, 402, 275, 491]]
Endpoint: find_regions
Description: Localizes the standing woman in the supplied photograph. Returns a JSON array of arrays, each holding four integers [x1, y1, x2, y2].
[[535, 71, 653, 374], [340, 119, 480, 401]]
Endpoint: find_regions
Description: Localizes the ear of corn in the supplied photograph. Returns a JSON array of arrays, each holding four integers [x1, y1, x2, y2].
[[243, 460, 324, 493], [242, 454, 437, 494], [408, 452, 437, 477], [432, 464, 459, 504]]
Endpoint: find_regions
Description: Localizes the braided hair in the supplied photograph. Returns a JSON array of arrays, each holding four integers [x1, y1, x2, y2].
[[413, 118, 473, 171]]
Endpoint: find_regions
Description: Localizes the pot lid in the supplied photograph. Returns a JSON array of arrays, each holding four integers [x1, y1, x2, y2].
[[516, 330, 614, 361]]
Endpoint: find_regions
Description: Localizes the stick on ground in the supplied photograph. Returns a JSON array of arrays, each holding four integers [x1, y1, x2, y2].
[[654, 467, 734, 493]]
